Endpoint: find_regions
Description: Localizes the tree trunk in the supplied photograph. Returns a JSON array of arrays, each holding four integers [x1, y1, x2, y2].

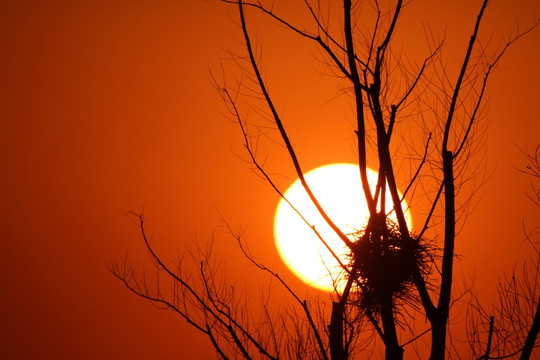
[[430, 150, 455, 360], [429, 313, 448, 360], [329, 302, 347, 360], [520, 297, 540, 360], [379, 295, 403, 360]]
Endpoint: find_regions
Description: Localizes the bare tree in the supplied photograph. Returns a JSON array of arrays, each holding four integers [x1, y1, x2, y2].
[[467, 147, 540, 359], [111, 1, 538, 359]]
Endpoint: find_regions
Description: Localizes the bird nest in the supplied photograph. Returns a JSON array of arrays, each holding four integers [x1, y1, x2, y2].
[[348, 213, 430, 314]]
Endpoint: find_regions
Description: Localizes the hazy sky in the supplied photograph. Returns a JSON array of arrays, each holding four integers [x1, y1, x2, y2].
[[1, 0, 539, 358]]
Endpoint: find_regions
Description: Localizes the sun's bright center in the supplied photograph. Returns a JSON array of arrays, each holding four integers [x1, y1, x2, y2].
[[273, 163, 411, 291]]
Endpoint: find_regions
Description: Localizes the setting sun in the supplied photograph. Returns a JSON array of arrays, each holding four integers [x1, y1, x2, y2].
[[274, 163, 412, 291]]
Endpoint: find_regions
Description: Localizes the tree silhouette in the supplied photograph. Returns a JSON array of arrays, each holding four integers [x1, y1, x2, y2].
[[111, 1, 539, 359], [467, 147, 540, 359]]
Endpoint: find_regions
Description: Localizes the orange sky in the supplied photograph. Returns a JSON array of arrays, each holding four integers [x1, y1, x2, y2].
[[1, 0, 539, 358]]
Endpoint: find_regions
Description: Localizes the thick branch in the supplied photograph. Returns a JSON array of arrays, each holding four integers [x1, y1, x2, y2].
[[343, 0, 376, 217], [237, 0, 354, 251], [442, 0, 488, 152]]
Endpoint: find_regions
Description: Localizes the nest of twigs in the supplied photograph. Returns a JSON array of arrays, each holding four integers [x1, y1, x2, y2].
[[349, 213, 430, 314]]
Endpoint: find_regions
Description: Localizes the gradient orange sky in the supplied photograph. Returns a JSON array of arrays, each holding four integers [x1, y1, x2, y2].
[[1, 1, 539, 358]]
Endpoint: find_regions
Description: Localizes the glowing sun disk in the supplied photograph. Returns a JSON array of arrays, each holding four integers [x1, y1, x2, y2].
[[273, 163, 412, 291]]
